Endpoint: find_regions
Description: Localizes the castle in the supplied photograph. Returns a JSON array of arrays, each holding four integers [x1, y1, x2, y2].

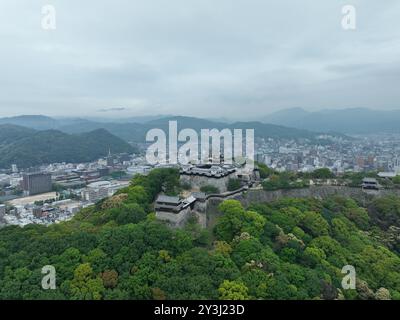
[[155, 161, 260, 228]]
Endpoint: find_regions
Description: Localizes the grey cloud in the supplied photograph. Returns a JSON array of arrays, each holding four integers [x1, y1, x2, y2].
[[97, 107, 128, 113], [0, 0, 400, 119]]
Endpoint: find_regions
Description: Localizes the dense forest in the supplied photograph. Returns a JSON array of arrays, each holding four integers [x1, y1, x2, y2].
[[0, 124, 135, 168], [0, 168, 399, 300]]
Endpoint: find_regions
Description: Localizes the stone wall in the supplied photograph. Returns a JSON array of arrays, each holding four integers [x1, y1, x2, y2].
[[193, 200, 207, 228], [180, 174, 233, 193], [155, 206, 192, 228], [240, 186, 400, 206], [205, 186, 400, 229], [157, 185, 400, 229]]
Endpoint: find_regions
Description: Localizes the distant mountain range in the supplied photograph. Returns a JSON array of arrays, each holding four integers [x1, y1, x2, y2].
[[0, 115, 59, 130], [0, 124, 135, 169], [263, 108, 400, 134], [0, 115, 345, 144]]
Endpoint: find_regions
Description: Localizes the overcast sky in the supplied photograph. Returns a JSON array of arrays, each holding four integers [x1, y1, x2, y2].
[[1, 0, 400, 119]]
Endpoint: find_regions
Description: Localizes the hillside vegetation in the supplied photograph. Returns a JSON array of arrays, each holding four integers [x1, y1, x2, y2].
[[0, 125, 135, 168], [0, 168, 399, 300]]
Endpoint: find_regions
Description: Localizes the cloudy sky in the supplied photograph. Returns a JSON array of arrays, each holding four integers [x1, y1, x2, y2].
[[1, 0, 400, 119]]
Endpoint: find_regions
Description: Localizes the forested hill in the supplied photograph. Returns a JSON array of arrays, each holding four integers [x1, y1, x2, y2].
[[59, 116, 346, 142], [0, 124, 135, 168], [0, 114, 348, 143], [0, 168, 399, 300]]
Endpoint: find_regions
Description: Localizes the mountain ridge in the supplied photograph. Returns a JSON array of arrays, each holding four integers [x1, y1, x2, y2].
[[263, 107, 400, 133], [0, 125, 135, 168], [0, 114, 344, 142]]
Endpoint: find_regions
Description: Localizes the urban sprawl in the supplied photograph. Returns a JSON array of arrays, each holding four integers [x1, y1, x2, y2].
[[1, 133, 400, 227]]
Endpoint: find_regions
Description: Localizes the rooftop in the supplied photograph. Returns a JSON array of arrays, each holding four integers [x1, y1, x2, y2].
[[377, 172, 397, 178], [88, 181, 111, 189], [156, 195, 181, 204], [362, 177, 378, 183]]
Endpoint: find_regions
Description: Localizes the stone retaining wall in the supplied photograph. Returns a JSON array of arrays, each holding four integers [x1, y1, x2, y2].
[[204, 186, 400, 229]]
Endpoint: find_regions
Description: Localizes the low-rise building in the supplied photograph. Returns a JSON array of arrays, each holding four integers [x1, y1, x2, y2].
[[362, 178, 381, 190], [155, 195, 197, 228], [81, 181, 111, 202], [377, 172, 397, 179], [81, 180, 129, 203]]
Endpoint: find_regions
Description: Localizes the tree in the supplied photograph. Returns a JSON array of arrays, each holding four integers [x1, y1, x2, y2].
[[321, 280, 338, 300], [392, 175, 400, 184], [356, 279, 375, 300], [262, 174, 285, 190], [241, 211, 266, 239], [303, 247, 326, 267], [344, 207, 370, 230], [69, 263, 105, 300], [231, 238, 265, 267], [100, 270, 119, 289], [262, 172, 307, 191], [214, 200, 266, 241], [375, 287, 391, 300], [369, 196, 400, 229], [257, 163, 275, 179], [311, 168, 334, 179], [83, 248, 108, 274], [218, 280, 249, 300], [214, 201, 246, 241], [113, 203, 147, 225], [301, 211, 329, 237], [200, 185, 220, 194], [227, 178, 241, 191], [309, 236, 347, 267], [159, 250, 171, 263], [240, 269, 272, 299], [213, 241, 232, 256], [152, 287, 166, 300], [54, 247, 82, 282]]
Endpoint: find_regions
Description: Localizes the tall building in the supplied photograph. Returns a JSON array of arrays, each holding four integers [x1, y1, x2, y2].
[[11, 164, 18, 173], [0, 204, 6, 217], [22, 173, 52, 196], [106, 149, 114, 167]]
